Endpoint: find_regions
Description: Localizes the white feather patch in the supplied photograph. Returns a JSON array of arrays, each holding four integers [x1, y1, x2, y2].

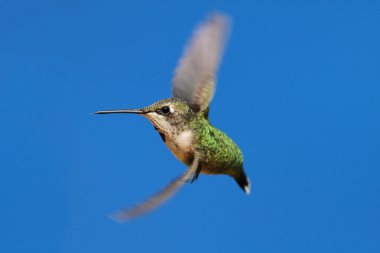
[[175, 129, 194, 150], [245, 178, 251, 195]]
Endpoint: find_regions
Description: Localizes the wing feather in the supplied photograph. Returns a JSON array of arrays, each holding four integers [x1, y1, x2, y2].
[[172, 13, 230, 113], [109, 156, 200, 222]]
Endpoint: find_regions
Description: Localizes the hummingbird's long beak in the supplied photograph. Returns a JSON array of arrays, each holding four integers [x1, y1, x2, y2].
[[95, 109, 144, 114]]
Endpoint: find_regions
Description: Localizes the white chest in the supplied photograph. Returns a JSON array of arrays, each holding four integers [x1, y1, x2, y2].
[[173, 129, 194, 151], [166, 129, 194, 164]]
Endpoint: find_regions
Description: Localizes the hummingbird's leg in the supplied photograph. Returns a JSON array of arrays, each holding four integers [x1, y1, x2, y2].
[[190, 149, 204, 183], [109, 155, 200, 222], [190, 166, 202, 183]]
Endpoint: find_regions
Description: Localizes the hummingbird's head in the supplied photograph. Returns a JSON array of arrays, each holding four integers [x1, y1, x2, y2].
[[141, 98, 195, 136], [95, 98, 195, 136]]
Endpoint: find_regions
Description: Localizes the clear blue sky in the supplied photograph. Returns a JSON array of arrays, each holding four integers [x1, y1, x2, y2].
[[1, 0, 379, 252]]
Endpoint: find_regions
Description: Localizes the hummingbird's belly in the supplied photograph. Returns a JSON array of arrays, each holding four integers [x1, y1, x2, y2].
[[164, 127, 242, 176], [200, 163, 234, 175], [167, 141, 194, 165]]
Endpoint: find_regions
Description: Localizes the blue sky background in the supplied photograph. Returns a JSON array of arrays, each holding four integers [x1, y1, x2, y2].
[[1, 0, 379, 252]]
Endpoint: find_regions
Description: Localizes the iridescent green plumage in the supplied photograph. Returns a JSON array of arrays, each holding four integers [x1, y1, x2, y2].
[[190, 115, 243, 174]]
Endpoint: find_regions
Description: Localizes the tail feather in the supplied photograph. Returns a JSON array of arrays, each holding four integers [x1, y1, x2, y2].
[[235, 170, 251, 194]]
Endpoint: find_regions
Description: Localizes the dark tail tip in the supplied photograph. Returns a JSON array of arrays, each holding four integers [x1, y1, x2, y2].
[[235, 171, 251, 194]]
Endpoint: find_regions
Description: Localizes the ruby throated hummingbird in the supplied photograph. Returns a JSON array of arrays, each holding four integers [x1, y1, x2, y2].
[[96, 13, 250, 221]]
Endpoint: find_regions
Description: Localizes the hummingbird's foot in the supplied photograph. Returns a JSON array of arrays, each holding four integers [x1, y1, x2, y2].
[[190, 166, 202, 183]]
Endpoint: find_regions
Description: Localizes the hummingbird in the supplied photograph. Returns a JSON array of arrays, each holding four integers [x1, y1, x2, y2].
[[96, 13, 250, 221]]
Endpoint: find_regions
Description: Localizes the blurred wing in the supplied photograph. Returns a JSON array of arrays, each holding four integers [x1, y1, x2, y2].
[[172, 13, 230, 113], [109, 156, 200, 222]]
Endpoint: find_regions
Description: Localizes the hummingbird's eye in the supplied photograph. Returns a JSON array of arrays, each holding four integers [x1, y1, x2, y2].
[[160, 106, 171, 115]]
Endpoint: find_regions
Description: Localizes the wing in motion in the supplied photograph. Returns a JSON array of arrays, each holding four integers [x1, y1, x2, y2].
[[109, 156, 200, 222], [172, 13, 230, 114]]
